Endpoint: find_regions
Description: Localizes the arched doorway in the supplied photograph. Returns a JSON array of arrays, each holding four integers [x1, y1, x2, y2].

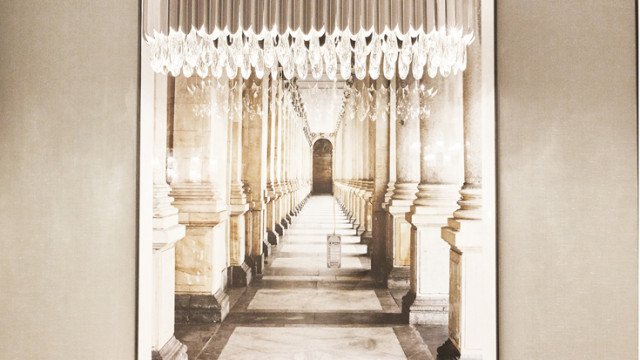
[[312, 138, 333, 194]]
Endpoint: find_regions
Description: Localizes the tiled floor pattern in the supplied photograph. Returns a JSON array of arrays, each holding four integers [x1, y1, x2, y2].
[[176, 195, 437, 359]]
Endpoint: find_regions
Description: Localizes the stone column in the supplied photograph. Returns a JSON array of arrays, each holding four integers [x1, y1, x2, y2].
[[274, 81, 286, 236], [384, 79, 397, 208], [386, 78, 421, 290], [404, 72, 464, 325], [382, 79, 398, 283], [363, 81, 376, 245], [227, 78, 251, 287], [150, 74, 187, 360], [354, 85, 365, 233], [440, 1, 485, 356], [265, 77, 280, 245], [282, 108, 292, 225], [344, 91, 355, 218], [171, 76, 231, 324], [371, 79, 391, 283], [242, 77, 269, 277]]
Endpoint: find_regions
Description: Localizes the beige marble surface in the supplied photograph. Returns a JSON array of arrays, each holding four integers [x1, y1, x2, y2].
[[270, 256, 364, 269], [218, 327, 407, 360], [286, 228, 358, 235], [284, 235, 362, 244], [280, 244, 368, 255], [247, 289, 383, 311]]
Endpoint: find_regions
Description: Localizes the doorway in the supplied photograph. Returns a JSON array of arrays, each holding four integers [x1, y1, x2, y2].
[[312, 138, 333, 194]]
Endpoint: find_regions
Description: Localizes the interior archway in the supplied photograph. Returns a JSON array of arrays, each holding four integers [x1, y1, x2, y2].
[[312, 138, 333, 194]]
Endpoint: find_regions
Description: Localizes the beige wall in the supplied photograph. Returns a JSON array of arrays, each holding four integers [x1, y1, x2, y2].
[[497, 1, 637, 358], [0, 1, 139, 359], [0, 1, 637, 359]]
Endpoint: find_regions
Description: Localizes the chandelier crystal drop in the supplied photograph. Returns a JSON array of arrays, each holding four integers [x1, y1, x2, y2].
[[146, 27, 473, 80]]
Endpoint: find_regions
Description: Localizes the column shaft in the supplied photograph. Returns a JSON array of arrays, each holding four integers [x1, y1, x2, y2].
[[440, 1, 486, 356], [386, 78, 421, 290], [406, 71, 464, 325]]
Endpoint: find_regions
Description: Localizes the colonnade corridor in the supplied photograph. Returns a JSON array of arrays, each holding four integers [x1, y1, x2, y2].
[[174, 195, 444, 359]]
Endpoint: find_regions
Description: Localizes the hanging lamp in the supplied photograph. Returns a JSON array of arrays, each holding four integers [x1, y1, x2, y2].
[[143, 0, 475, 80]]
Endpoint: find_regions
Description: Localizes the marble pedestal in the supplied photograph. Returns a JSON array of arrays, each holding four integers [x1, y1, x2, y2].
[[442, 218, 485, 360], [385, 201, 413, 290], [152, 336, 188, 360], [171, 184, 231, 325], [387, 266, 410, 290], [152, 185, 187, 360], [228, 262, 253, 288], [267, 228, 280, 245], [175, 290, 230, 324], [404, 202, 455, 325], [228, 201, 252, 288], [403, 291, 449, 325], [252, 253, 265, 278], [361, 230, 373, 256]]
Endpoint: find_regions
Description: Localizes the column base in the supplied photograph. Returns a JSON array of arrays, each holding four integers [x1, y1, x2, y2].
[[267, 230, 280, 245], [280, 218, 290, 229], [387, 266, 410, 290], [402, 291, 448, 325], [361, 232, 373, 256], [175, 290, 229, 324], [251, 254, 265, 278], [436, 339, 461, 360], [152, 336, 188, 360], [262, 237, 272, 257], [275, 223, 284, 236], [228, 262, 252, 287]]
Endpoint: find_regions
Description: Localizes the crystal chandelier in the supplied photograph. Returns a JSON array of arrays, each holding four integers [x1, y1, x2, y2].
[[144, 0, 475, 81]]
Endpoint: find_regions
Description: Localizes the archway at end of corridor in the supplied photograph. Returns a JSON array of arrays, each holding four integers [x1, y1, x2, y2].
[[312, 138, 333, 194]]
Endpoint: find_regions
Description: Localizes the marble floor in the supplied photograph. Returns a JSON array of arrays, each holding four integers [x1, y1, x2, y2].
[[176, 195, 443, 359]]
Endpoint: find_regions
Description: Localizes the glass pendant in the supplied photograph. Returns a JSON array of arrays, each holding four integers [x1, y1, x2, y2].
[[201, 37, 215, 67], [323, 35, 337, 81], [283, 59, 294, 79], [293, 35, 306, 67], [217, 39, 228, 69], [277, 34, 290, 66], [309, 35, 323, 80], [411, 49, 424, 79], [241, 41, 252, 79], [183, 64, 194, 77], [263, 33, 277, 69], [355, 62, 365, 80], [383, 33, 398, 80], [184, 28, 200, 68], [338, 34, 352, 80], [398, 36, 412, 79], [354, 33, 368, 67], [369, 34, 382, 80], [296, 54, 308, 80], [226, 54, 238, 79], [211, 56, 223, 78], [383, 52, 395, 80], [196, 59, 208, 78], [254, 50, 265, 79], [248, 34, 260, 67], [168, 29, 185, 76]]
